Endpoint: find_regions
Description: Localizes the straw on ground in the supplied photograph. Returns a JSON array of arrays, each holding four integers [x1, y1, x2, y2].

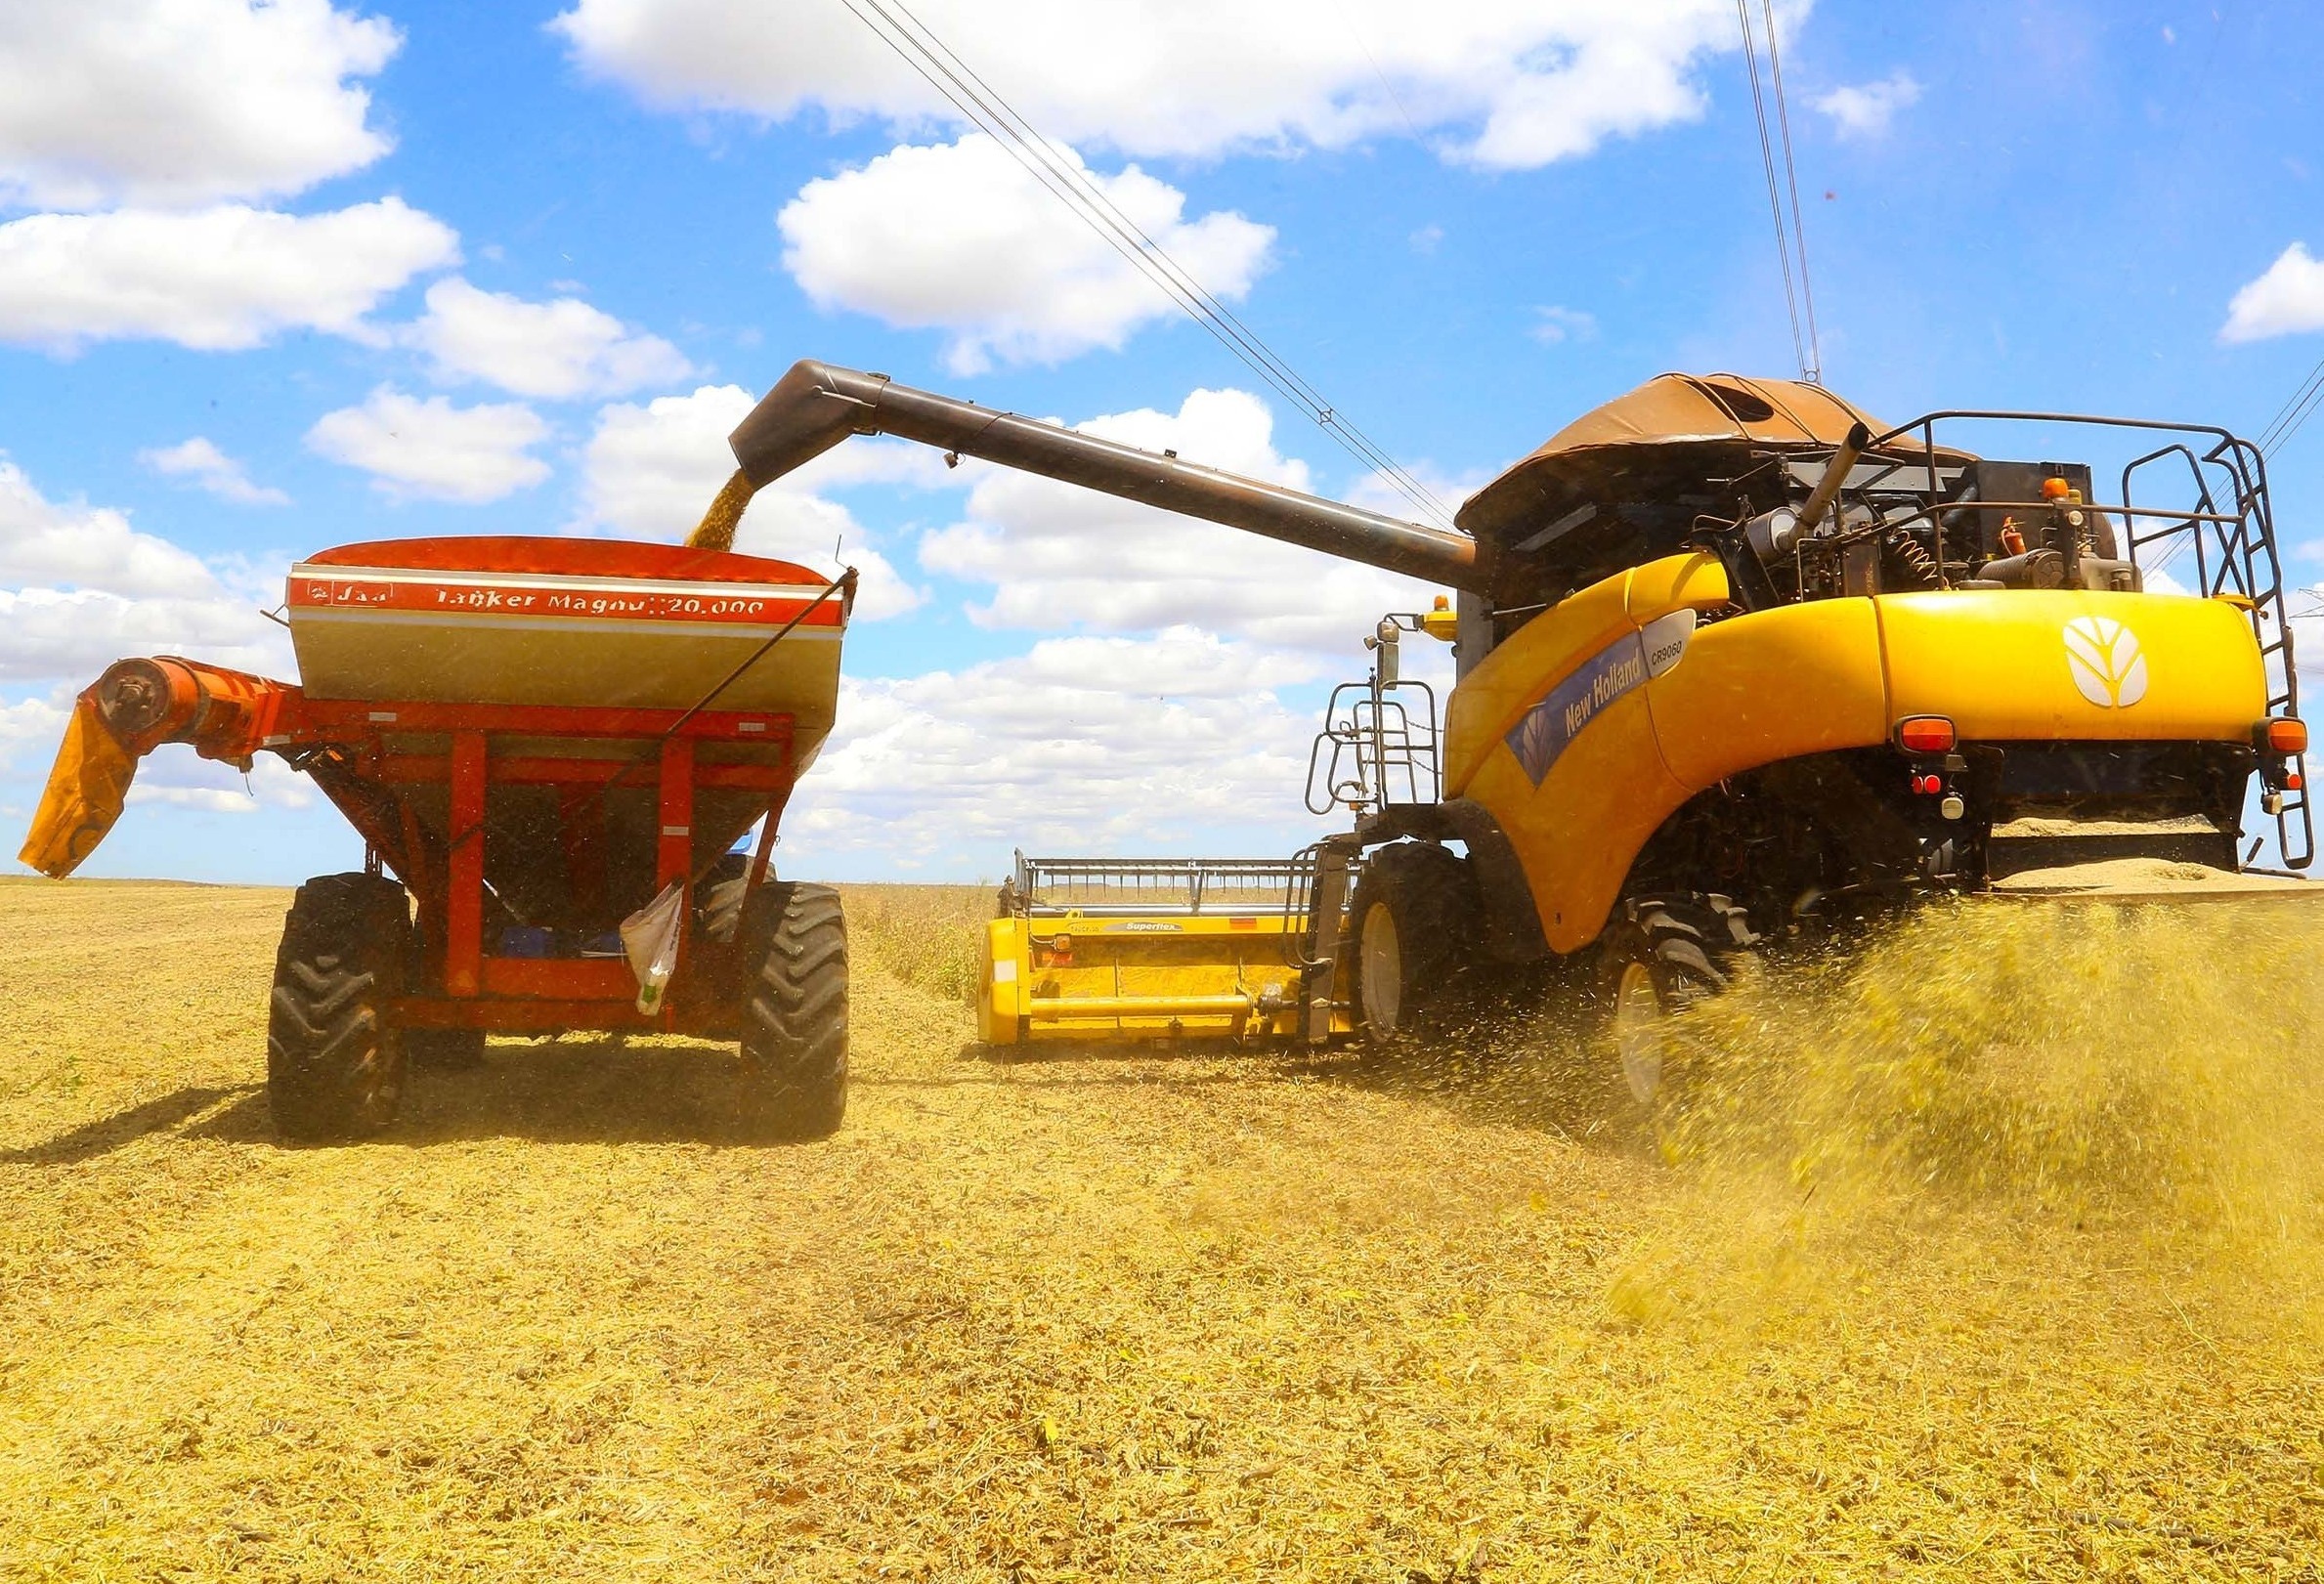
[[2, 877, 2320, 1580]]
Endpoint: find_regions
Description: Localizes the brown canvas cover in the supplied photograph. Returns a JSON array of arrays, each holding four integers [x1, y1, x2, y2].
[[1456, 373, 1967, 544]]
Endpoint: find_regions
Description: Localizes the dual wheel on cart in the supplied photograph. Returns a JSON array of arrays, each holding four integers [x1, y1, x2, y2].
[[1344, 839, 1743, 1106], [263, 872, 849, 1144]]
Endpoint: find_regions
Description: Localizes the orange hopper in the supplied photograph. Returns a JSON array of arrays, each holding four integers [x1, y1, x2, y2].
[[20, 535, 855, 1138]]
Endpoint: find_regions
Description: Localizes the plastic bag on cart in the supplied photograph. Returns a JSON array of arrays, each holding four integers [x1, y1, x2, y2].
[[620, 880, 686, 1015]]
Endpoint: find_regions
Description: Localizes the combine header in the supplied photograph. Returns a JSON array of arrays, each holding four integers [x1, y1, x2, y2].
[[718, 361, 2313, 1092], [979, 855, 1333, 1045]]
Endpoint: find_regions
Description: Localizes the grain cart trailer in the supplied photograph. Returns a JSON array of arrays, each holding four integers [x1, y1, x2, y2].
[[21, 536, 854, 1141]]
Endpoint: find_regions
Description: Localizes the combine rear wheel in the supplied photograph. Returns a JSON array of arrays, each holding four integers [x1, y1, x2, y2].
[[732, 880, 848, 1140], [1347, 841, 1480, 1044], [1598, 895, 1743, 1103], [267, 873, 412, 1142]]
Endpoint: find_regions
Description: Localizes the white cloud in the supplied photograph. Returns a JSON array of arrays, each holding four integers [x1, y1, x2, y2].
[[2221, 243, 2324, 344], [0, 457, 224, 596], [578, 383, 753, 535], [552, 0, 1755, 172], [126, 750, 315, 813], [919, 386, 1447, 651], [782, 628, 1325, 868], [140, 437, 289, 507], [1529, 305, 1598, 344], [0, 199, 460, 354], [0, 695, 68, 774], [1812, 70, 1921, 139], [779, 134, 1273, 374], [576, 383, 926, 619], [405, 277, 692, 400], [0, 462, 287, 684], [0, 0, 399, 209], [305, 386, 551, 503]]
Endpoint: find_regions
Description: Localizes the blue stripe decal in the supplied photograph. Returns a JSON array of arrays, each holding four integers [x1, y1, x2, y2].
[[1501, 611, 1697, 789]]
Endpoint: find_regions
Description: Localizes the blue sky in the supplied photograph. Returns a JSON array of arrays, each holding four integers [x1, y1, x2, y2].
[[2, 0, 2320, 883]]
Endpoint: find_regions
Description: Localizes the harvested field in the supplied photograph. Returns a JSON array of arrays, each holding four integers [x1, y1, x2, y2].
[[3, 876, 2323, 1580]]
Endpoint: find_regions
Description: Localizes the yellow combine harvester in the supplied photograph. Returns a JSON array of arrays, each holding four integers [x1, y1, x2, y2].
[[712, 363, 2313, 1084]]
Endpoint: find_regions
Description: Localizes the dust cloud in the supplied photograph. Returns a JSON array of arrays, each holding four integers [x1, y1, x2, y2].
[[1602, 899, 2324, 1345]]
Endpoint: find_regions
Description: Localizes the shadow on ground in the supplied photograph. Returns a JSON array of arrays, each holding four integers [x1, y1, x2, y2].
[[966, 993, 1642, 1152], [0, 1085, 259, 1166], [6, 1005, 1634, 1161]]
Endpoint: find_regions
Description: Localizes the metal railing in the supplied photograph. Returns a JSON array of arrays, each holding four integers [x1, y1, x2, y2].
[[1305, 678, 1440, 815], [1008, 852, 1313, 917], [1852, 409, 2309, 868]]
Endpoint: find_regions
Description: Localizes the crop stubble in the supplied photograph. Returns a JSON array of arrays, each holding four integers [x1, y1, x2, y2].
[[1, 876, 2321, 1580]]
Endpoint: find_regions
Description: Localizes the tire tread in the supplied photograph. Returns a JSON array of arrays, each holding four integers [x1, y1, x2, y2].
[[734, 881, 848, 1139], [267, 872, 411, 1142]]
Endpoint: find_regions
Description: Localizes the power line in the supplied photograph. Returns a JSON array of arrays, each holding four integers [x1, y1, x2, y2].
[[849, 0, 1451, 527], [833, 0, 1455, 528], [2259, 349, 2324, 456], [1757, 0, 1822, 384], [1734, 1, 1809, 383]]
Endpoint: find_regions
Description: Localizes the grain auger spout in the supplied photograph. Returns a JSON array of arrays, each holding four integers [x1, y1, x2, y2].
[[687, 359, 1485, 589]]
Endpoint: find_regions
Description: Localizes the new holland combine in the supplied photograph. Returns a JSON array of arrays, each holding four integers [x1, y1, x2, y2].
[[715, 361, 2311, 1092]]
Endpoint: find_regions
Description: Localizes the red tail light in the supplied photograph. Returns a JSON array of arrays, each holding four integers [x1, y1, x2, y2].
[[1896, 715, 1957, 754], [2261, 717, 2307, 754]]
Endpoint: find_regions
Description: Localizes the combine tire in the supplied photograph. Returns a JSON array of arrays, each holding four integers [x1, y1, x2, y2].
[[1598, 895, 1743, 1103], [1347, 841, 1480, 1044], [267, 873, 412, 1142], [733, 880, 848, 1140]]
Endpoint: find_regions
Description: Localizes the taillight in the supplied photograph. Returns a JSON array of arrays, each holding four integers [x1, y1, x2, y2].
[[2260, 717, 2308, 755], [1897, 715, 1957, 754]]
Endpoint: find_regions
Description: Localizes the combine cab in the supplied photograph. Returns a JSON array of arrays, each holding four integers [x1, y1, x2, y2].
[[713, 362, 2313, 1083]]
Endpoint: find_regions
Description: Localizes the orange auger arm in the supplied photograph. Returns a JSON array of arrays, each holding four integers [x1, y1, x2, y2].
[[19, 658, 304, 878]]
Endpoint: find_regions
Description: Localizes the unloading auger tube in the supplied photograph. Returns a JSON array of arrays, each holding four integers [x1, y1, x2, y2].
[[690, 360, 1485, 589]]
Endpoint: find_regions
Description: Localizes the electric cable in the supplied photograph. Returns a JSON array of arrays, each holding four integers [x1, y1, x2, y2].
[[1735, 0, 1810, 382], [2259, 349, 2324, 456], [833, 0, 1455, 528], [845, 0, 1451, 525], [1758, 0, 1823, 384]]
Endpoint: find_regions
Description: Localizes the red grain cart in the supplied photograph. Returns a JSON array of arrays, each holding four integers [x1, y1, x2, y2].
[[21, 536, 855, 1143]]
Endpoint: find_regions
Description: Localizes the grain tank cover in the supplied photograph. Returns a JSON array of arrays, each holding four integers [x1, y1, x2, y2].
[[1456, 372, 1952, 550], [286, 535, 847, 749]]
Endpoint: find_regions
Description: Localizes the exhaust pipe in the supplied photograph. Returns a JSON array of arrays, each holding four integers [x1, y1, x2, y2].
[[1795, 420, 1872, 534], [706, 361, 1485, 589]]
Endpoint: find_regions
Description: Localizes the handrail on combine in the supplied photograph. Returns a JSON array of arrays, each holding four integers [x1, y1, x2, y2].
[[1304, 612, 1443, 817], [1858, 408, 2309, 869], [1305, 680, 1439, 815]]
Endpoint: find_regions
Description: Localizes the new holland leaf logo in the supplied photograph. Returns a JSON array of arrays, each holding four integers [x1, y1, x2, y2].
[[2063, 616, 2148, 708]]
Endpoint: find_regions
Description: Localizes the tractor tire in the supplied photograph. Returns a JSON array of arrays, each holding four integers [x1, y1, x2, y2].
[[1598, 894, 1745, 1104], [731, 880, 848, 1140], [267, 873, 413, 1143], [699, 849, 757, 945], [1346, 840, 1481, 1045]]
